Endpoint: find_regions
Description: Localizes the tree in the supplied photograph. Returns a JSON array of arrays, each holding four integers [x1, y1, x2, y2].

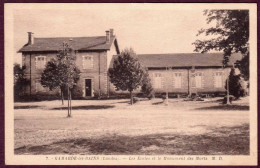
[[225, 68, 245, 99], [141, 69, 154, 99], [109, 48, 145, 105], [193, 10, 249, 80], [57, 43, 80, 117], [14, 64, 29, 100], [41, 43, 80, 117], [41, 59, 65, 104]]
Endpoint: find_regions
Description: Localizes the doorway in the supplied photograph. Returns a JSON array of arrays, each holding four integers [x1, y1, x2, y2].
[[85, 79, 92, 97]]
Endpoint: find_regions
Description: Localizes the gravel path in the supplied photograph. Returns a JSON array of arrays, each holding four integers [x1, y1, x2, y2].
[[14, 97, 249, 149]]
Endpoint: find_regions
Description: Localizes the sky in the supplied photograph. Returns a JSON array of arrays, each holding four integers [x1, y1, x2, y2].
[[12, 4, 212, 64]]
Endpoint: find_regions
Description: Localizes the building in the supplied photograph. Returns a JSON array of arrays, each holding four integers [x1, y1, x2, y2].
[[137, 53, 242, 96], [18, 29, 120, 97], [19, 30, 243, 98]]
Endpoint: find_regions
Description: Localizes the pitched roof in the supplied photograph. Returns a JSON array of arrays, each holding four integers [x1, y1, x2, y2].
[[138, 53, 242, 68], [18, 36, 117, 52]]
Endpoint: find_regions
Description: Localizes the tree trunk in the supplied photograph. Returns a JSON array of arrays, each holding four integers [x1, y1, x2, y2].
[[226, 77, 230, 104], [61, 88, 64, 105], [130, 91, 133, 105], [67, 86, 70, 117], [69, 89, 72, 116]]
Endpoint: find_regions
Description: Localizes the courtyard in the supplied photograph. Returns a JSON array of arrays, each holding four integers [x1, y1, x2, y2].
[[14, 97, 249, 155]]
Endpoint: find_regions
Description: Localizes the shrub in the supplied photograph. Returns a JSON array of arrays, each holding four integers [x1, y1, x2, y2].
[[141, 70, 154, 99], [71, 85, 83, 99], [225, 68, 246, 99], [14, 64, 30, 101]]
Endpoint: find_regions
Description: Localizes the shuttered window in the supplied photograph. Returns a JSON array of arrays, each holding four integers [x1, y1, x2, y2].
[[214, 72, 223, 88], [173, 73, 182, 88], [22, 55, 26, 66], [82, 55, 93, 69], [35, 56, 46, 69], [154, 73, 162, 89], [195, 72, 202, 88]]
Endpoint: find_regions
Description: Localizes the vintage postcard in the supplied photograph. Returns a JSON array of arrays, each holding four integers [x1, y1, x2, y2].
[[4, 3, 257, 165]]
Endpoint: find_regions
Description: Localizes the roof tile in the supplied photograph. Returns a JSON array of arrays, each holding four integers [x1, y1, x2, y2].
[[137, 53, 242, 68], [19, 36, 116, 52]]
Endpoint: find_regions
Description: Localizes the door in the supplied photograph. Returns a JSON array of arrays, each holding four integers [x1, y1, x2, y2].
[[85, 79, 92, 96]]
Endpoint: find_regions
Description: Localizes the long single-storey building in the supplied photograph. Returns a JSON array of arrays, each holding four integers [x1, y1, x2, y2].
[[136, 53, 242, 96]]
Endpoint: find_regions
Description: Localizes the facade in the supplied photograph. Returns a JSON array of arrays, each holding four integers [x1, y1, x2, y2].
[[19, 30, 242, 98], [137, 53, 242, 96], [19, 29, 120, 97]]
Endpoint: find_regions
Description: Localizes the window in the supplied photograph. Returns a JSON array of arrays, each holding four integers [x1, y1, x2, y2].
[[22, 55, 26, 66], [35, 56, 46, 69], [214, 72, 223, 88], [173, 73, 182, 88], [154, 73, 162, 89], [195, 72, 202, 88], [35, 81, 47, 92], [82, 55, 93, 69]]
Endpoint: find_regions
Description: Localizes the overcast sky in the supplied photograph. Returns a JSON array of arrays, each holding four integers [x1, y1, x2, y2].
[[12, 4, 214, 64]]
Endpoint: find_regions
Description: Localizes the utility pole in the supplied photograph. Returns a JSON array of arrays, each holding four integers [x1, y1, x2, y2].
[[223, 64, 230, 105], [165, 66, 171, 106]]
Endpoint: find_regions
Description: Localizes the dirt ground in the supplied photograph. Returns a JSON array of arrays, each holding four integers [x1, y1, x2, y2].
[[14, 97, 249, 155]]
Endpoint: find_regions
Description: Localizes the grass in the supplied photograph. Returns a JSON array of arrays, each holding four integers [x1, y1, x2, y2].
[[14, 105, 41, 109], [194, 105, 249, 111], [15, 124, 249, 155], [51, 105, 115, 110]]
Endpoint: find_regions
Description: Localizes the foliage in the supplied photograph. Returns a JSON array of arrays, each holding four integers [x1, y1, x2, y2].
[[41, 59, 60, 91], [109, 48, 145, 104], [41, 43, 80, 117], [225, 68, 245, 99], [193, 10, 249, 80], [41, 45, 80, 104], [56, 46, 80, 89], [235, 53, 249, 81], [14, 64, 30, 99], [141, 69, 154, 99], [57, 43, 80, 117]]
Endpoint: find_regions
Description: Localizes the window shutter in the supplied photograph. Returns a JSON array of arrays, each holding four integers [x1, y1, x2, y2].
[[35, 57, 38, 69], [22, 55, 26, 66], [213, 72, 216, 88], [221, 72, 223, 88], [150, 73, 154, 87], [172, 73, 175, 88], [82, 56, 85, 69], [180, 73, 183, 89], [44, 57, 47, 68], [161, 73, 164, 89], [201, 72, 205, 88]]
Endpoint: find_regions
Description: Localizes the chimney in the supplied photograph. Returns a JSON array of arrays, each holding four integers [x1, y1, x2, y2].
[[28, 32, 34, 45], [110, 29, 114, 37], [106, 30, 110, 43]]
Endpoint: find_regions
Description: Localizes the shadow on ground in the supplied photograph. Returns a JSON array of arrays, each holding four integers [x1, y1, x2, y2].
[[15, 124, 249, 155], [194, 105, 249, 111], [51, 105, 115, 110], [14, 105, 41, 109], [152, 101, 164, 105]]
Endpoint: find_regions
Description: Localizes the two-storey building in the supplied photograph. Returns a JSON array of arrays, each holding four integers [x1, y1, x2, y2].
[[19, 29, 120, 97]]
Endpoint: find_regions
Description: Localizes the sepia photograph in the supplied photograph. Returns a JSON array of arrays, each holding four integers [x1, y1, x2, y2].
[[4, 3, 257, 165]]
